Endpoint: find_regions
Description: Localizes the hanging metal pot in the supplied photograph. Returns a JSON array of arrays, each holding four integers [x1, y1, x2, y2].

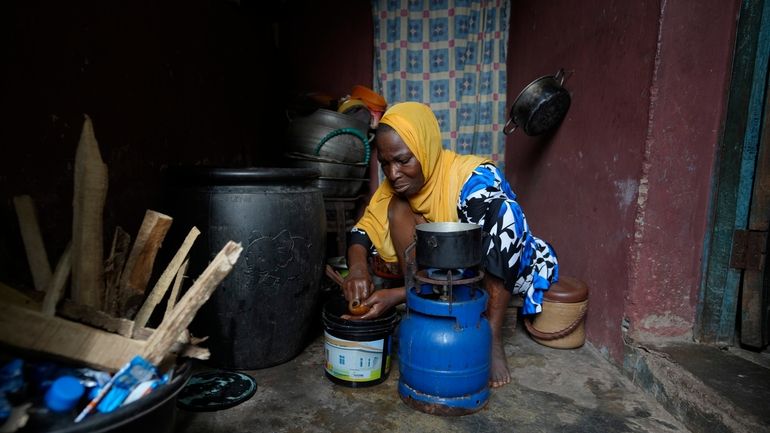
[[415, 222, 482, 269], [504, 69, 571, 136]]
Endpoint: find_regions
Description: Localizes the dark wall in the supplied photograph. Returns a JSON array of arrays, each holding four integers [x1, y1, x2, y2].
[[279, 0, 374, 99], [0, 0, 372, 289]]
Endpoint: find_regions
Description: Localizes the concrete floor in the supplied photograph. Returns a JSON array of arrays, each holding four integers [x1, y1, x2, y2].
[[175, 319, 689, 433]]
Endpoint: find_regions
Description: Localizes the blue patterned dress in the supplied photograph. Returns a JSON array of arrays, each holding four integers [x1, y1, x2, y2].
[[458, 163, 558, 315]]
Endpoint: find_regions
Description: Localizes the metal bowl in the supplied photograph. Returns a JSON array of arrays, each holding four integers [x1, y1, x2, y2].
[[287, 109, 370, 163], [284, 152, 367, 179], [315, 176, 368, 198]]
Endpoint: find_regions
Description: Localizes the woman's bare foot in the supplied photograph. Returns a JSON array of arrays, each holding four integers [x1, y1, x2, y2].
[[490, 335, 511, 387], [484, 274, 512, 388]]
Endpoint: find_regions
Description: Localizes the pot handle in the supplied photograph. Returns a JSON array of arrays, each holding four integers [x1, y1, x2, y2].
[[404, 240, 417, 299], [554, 68, 566, 86], [503, 116, 518, 136], [314, 128, 371, 164]]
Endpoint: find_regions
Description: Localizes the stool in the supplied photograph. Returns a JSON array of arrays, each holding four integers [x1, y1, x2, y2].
[[524, 276, 589, 349], [323, 197, 358, 258]]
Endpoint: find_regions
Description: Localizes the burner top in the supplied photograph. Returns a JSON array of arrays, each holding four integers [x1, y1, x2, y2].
[[414, 269, 484, 287], [426, 268, 465, 280]]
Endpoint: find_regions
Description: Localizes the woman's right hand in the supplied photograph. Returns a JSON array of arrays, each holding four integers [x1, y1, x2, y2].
[[342, 267, 374, 304], [341, 287, 405, 320]]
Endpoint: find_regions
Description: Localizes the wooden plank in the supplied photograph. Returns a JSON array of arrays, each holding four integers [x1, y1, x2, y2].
[[41, 242, 72, 316], [13, 195, 51, 291], [142, 241, 242, 366], [71, 115, 108, 309], [0, 281, 41, 310], [103, 227, 131, 316], [133, 226, 200, 330], [740, 58, 770, 348], [58, 299, 135, 337], [0, 303, 143, 371], [118, 210, 173, 317], [697, 0, 769, 344], [164, 258, 189, 320]]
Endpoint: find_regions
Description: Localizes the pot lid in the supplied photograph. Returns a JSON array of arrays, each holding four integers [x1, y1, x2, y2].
[[416, 222, 480, 233]]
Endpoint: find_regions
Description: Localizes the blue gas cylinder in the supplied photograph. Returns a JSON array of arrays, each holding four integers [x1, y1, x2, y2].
[[398, 284, 491, 415]]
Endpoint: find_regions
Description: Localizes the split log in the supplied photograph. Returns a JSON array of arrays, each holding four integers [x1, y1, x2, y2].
[[13, 195, 51, 291], [41, 242, 72, 316], [103, 227, 131, 316], [118, 210, 173, 317], [142, 241, 242, 365], [164, 258, 189, 320], [133, 226, 200, 330], [71, 115, 108, 309]]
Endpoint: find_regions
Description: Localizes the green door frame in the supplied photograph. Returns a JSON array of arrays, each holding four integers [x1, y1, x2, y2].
[[696, 0, 770, 345]]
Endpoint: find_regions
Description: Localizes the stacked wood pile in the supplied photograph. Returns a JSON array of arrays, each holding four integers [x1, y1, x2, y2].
[[1, 115, 241, 372]]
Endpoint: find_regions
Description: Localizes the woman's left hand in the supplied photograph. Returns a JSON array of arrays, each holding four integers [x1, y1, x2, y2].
[[341, 287, 406, 320]]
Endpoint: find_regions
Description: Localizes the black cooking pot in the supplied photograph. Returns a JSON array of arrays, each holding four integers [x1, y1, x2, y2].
[[415, 222, 482, 269], [504, 69, 571, 136]]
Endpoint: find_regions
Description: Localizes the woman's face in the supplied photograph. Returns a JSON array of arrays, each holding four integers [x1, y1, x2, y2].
[[375, 127, 425, 197]]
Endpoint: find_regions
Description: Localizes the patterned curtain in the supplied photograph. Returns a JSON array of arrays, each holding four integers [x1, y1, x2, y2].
[[372, 0, 509, 169]]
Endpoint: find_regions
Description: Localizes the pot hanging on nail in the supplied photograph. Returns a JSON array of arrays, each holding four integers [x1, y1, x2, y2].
[[504, 69, 571, 136]]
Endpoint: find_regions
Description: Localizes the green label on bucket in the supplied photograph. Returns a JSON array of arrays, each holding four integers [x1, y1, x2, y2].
[[324, 331, 386, 382]]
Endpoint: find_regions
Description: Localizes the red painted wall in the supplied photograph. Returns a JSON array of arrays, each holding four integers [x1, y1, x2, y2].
[[624, 1, 738, 341], [506, 0, 739, 361]]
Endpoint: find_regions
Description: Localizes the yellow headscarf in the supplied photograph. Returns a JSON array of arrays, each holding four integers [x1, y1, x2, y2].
[[355, 102, 491, 262]]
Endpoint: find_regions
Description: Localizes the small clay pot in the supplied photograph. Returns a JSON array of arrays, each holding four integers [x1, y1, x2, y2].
[[348, 299, 371, 316]]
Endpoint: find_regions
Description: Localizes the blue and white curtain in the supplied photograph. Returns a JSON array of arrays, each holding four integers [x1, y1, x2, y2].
[[372, 0, 509, 168]]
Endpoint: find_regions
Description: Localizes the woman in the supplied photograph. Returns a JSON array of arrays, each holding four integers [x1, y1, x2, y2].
[[342, 101, 558, 388]]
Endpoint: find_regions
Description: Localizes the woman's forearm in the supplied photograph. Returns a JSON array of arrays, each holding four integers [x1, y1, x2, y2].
[[347, 243, 369, 276]]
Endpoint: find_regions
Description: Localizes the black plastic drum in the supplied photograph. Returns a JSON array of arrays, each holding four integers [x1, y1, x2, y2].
[[163, 167, 326, 369]]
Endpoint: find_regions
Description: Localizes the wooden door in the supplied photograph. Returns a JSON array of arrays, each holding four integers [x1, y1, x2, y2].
[[738, 77, 770, 348]]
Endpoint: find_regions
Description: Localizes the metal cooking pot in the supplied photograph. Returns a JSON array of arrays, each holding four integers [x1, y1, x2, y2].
[[504, 69, 571, 136], [415, 222, 482, 269]]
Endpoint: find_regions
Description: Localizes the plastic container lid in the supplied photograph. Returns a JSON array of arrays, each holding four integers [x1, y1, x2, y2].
[[45, 376, 85, 413], [543, 276, 589, 303]]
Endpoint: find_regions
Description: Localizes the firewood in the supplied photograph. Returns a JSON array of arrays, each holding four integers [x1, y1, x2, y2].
[[0, 302, 209, 371], [118, 210, 173, 317], [142, 241, 242, 365], [58, 299, 135, 337], [164, 258, 189, 320], [133, 226, 200, 330], [71, 115, 108, 309], [0, 281, 41, 310], [13, 195, 52, 291], [41, 242, 72, 316], [0, 302, 142, 371], [103, 227, 131, 316]]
